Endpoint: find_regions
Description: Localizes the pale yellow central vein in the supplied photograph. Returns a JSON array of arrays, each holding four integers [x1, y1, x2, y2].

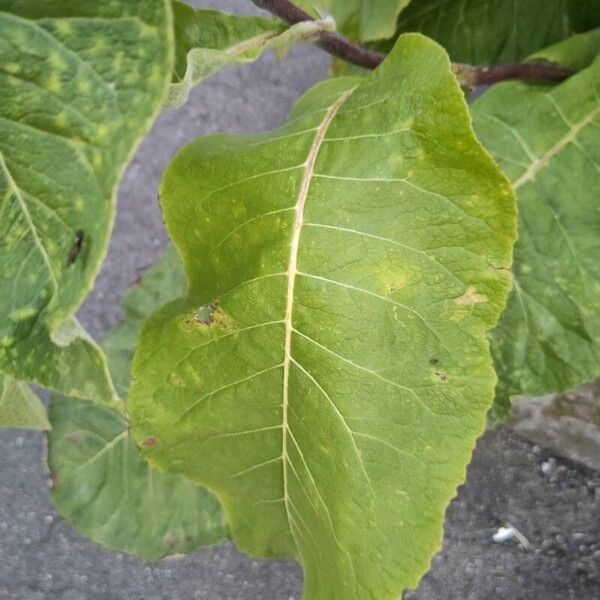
[[513, 104, 600, 190], [281, 88, 354, 542]]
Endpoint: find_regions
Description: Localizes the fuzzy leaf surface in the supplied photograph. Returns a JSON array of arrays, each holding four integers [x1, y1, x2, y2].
[[168, 2, 333, 108], [0, 375, 50, 430], [130, 35, 515, 598], [472, 49, 600, 421], [0, 0, 173, 390], [48, 249, 227, 560]]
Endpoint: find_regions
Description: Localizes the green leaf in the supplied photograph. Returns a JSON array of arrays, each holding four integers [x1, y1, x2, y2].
[[395, 0, 599, 64], [103, 246, 186, 397], [294, 0, 412, 41], [130, 34, 515, 598], [0, 0, 173, 386], [0, 316, 121, 409], [47, 248, 228, 560], [48, 397, 227, 560], [0, 375, 50, 430], [168, 2, 334, 108], [472, 53, 600, 421], [530, 28, 600, 71]]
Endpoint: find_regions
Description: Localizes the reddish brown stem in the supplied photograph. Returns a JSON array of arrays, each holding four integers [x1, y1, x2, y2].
[[252, 0, 575, 85]]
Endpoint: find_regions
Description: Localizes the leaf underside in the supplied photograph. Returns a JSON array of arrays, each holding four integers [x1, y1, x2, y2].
[[130, 35, 515, 599], [47, 248, 228, 560], [472, 41, 600, 420], [168, 2, 332, 109], [0, 0, 172, 397]]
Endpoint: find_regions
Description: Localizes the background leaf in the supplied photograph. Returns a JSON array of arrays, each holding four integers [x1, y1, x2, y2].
[[0, 317, 121, 409], [102, 246, 186, 397], [294, 0, 412, 42], [0, 375, 50, 430], [130, 34, 515, 599], [393, 0, 600, 64], [529, 28, 600, 70], [472, 46, 600, 421], [47, 248, 228, 560], [0, 0, 173, 391], [168, 1, 334, 108]]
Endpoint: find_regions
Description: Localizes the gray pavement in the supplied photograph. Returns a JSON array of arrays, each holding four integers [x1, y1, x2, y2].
[[1, 2, 599, 598]]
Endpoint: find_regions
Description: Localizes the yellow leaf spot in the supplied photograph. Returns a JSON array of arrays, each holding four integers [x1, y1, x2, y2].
[[96, 124, 109, 140], [49, 52, 68, 70], [55, 112, 68, 128], [9, 307, 37, 321], [55, 20, 73, 35], [46, 73, 62, 93], [77, 80, 92, 94]]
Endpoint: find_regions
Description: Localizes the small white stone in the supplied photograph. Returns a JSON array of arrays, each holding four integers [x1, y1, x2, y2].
[[493, 526, 516, 543], [541, 458, 557, 475]]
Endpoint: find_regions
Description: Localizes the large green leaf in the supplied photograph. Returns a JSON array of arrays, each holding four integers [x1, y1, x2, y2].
[[0, 375, 50, 430], [0, 0, 173, 389], [394, 0, 599, 64], [168, 2, 334, 108], [48, 248, 227, 560], [129, 34, 515, 598], [472, 47, 600, 420], [294, 0, 411, 41]]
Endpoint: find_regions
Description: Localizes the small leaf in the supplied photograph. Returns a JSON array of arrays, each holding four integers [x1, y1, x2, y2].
[[294, 0, 412, 42], [130, 35, 515, 598], [168, 2, 334, 108], [472, 51, 600, 421], [48, 248, 227, 560], [0, 0, 173, 387], [395, 0, 599, 64], [0, 375, 50, 430]]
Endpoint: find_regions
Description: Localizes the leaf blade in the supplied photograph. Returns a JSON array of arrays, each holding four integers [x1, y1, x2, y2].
[[131, 34, 515, 598]]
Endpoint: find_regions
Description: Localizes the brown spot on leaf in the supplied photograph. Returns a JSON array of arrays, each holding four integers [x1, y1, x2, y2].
[[195, 303, 217, 325], [66, 230, 84, 266], [455, 286, 487, 306], [142, 437, 157, 446], [67, 433, 82, 445], [435, 370, 449, 382]]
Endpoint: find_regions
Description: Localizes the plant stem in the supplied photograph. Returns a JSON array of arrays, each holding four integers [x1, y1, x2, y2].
[[252, 0, 575, 86], [252, 0, 382, 69]]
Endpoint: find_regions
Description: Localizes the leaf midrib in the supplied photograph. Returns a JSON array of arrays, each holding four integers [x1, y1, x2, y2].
[[513, 103, 600, 189], [281, 87, 355, 550], [0, 151, 59, 290]]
